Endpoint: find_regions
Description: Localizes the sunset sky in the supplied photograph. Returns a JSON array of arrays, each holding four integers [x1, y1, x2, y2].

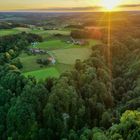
[[0, 0, 140, 11]]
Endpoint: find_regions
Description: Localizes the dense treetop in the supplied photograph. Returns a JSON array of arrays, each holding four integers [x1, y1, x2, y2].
[[0, 13, 140, 140]]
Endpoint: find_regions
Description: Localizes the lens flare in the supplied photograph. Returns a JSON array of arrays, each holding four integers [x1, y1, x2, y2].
[[101, 0, 121, 10]]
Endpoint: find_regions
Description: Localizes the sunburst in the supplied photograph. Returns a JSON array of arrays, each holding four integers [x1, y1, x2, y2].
[[101, 0, 121, 11]]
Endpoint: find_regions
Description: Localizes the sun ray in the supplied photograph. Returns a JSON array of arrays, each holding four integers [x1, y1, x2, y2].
[[101, 0, 121, 11], [99, 0, 120, 94], [107, 12, 112, 95]]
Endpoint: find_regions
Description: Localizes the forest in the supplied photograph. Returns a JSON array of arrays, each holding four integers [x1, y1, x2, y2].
[[0, 12, 140, 140]]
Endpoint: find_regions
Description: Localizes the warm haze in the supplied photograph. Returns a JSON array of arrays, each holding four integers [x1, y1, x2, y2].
[[0, 0, 140, 138], [0, 0, 140, 11]]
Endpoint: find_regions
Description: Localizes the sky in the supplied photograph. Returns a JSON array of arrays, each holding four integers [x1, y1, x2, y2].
[[0, 0, 140, 11]]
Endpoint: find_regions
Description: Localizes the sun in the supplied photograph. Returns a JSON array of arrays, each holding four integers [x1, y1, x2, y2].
[[101, 0, 121, 11]]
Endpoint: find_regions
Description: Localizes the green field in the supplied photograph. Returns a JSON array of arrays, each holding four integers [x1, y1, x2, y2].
[[0, 28, 70, 39], [44, 30, 70, 35], [0, 29, 20, 36], [29, 38, 99, 51], [52, 48, 91, 64], [20, 53, 50, 72], [20, 47, 90, 72], [14, 27, 31, 32], [24, 67, 60, 80], [19, 39, 98, 80], [9, 26, 99, 80], [55, 63, 73, 73], [29, 40, 80, 50], [30, 29, 70, 35], [0, 27, 31, 36], [30, 29, 70, 39], [0, 26, 99, 80]]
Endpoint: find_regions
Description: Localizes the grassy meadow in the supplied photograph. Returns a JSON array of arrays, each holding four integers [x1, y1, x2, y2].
[[0, 26, 99, 80], [24, 67, 60, 80], [21, 39, 98, 80], [0, 27, 70, 39], [52, 48, 91, 65], [0, 29, 20, 36]]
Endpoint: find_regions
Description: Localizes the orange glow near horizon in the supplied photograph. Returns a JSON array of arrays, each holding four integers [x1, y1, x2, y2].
[[0, 0, 139, 11]]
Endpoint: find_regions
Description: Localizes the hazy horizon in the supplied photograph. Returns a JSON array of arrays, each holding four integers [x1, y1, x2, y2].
[[0, 0, 140, 12]]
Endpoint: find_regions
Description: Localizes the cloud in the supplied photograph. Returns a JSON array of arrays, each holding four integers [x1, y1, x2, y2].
[[119, 4, 140, 8], [9, 4, 140, 12], [34, 6, 101, 11]]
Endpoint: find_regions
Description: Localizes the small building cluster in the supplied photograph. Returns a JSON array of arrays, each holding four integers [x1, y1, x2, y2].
[[28, 46, 56, 65], [36, 57, 56, 66], [29, 48, 47, 55], [31, 42, 38, 47], [48, 57, 56, 64], [73, 40, 89, 46], [71, 38, 89, 46]]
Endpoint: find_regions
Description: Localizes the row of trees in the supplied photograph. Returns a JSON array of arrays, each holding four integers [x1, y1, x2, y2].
[[71, 29, 102, 40], [0, 22, 28, 29], [0, 32, 43, 66]]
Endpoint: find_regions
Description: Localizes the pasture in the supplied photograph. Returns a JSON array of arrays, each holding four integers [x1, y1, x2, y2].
[[24, 67, 60, 80], [52, 48, 91, 65], [0, 27, 70, 39], [19, 39, 98, 80], [4, 26, 98, 80], [0, 29, 20, 36], [0, 24, 100, 80], [19, 53, 50, 72], [30, 29, 70, 39], [29, 40, 81, 50]]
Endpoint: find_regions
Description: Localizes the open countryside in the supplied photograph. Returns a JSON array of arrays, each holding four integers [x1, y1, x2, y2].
[[10, 26, 99, 80], [0, 0, 140, 139]]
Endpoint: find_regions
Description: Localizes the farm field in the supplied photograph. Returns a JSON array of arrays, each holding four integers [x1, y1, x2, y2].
[[28, 40, 81, 50], [0, 27, 70, 39], [0, 26, 99, 80], [42, 30, 70, 35], [24, 67, 60, 80], [28, 39, 99, 50], [20, 39, 98, 80], [30, 40, 65, 50], [52, 47, 91, 64], [0, 29, 20, 36], [0, 27, 32, 36], [14, 27, 32, 32], [55, 63, 73, 73], [30, 29, 70, 39], [19, 53, 50, 72]]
